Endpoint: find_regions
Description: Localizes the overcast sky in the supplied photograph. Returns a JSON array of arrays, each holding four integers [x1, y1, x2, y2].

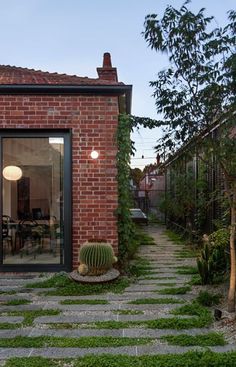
[[1, 0, 235, 169]]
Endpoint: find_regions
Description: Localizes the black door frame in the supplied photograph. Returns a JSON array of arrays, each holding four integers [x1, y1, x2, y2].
[[0, 129, 72, 272]]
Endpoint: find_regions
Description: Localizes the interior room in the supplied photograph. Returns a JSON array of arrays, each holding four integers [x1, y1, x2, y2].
[[2, 137, 64, 265]]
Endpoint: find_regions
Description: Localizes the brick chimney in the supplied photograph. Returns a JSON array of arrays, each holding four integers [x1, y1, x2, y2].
[[97, 53, 118, 82]]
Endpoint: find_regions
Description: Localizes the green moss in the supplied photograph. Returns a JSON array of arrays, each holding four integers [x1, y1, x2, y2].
[[158, 286, 191, 295], [129, 298, 184, 305], [0, 336, 152, 348], [60, 299, 108, 305], [162, 332, 226, 346], [27, 273, 130, 296]]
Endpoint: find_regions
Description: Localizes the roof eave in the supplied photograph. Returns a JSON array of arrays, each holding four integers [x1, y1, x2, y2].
[[0, 84, 132, 114]]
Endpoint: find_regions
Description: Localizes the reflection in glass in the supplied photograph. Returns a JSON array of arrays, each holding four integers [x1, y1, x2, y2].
[[2, 137, 64, 265]]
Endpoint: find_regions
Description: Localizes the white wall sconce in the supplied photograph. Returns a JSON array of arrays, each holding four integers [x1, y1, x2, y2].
[[3, 165, 23, 181], [90, 150, 99, 159]]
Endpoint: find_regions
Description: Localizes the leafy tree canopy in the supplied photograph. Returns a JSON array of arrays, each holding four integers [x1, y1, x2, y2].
[[130, 167, 143, 186], [142, 1, 235, 154]]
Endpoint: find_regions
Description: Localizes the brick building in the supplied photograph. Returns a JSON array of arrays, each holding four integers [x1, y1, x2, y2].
[[0, 53, 132, 272]]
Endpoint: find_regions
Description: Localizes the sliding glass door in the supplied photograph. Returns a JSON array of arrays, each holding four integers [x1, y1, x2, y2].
[[0, 131, 71, 271]]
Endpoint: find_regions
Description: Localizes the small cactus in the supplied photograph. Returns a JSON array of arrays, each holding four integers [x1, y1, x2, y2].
[[113, 256, 118, 264], [78, 263, 88, 276], [79, 242, 115, 275]]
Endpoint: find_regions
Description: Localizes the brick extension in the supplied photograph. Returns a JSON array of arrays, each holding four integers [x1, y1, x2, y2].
[[0, 53, 132, 270]]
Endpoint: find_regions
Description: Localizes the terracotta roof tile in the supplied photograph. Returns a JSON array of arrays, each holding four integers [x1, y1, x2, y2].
[[0, 65, 123, 86]]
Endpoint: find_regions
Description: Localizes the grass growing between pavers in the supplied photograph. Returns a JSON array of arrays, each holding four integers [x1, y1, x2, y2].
[[0, 290, 17, 295], [6, 352, 236, 367], [60, 299, 109, 305], [170, 302, 212, 325], [48, 307, 212, 329], [45, 314, 212, 329], [0, 322, 21, 329], [175, 266, 198, 275], [113, 310, 144, 315], [165, 230, 185, 244], [5, 358, 59, 367], [89, 316, 212, 329], [155, 282, 177, 287], [196, 291, 222, 307], [135, 227, 157, 246], [161, 332, 226, 346], [0, 299, 31, 306], [175, 250, 196, 258], [0, 336, 153, 348], [129, 298, 184, 305], [188, 274, 202, 285], [158, 286, 191, 295], [128, 258, 152, 278], [165, 229, 198, 259], [0, 309, 60, 327], [26, 273, 130, 296], [141, 276, 176, 280]]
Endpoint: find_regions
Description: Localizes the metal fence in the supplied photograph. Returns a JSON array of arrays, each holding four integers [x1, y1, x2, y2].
[[131, 189, 165, 221]]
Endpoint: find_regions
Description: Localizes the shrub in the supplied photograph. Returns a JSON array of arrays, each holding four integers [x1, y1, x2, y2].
[[197, 229, 229, 285], [197, 243, 214, 285], [196, 291, 221, 307]]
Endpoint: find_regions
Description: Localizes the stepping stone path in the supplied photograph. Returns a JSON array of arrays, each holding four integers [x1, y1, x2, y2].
[[0, 224, 235, 362]]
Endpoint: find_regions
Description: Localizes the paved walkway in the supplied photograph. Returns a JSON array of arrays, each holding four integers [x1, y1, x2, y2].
[[0, 224, 235, 361]]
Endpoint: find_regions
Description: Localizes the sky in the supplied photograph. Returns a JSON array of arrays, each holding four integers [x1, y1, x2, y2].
[[0, 0, 235, 169]]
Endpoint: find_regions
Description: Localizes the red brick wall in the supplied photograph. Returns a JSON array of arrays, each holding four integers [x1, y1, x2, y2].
[[0, 94, 119, 269]]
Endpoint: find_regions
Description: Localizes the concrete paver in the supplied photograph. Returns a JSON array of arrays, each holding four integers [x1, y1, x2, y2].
[[0, 224, 234, 360]]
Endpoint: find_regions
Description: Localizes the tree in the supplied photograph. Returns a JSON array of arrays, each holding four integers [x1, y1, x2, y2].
[[130, 167, 143, 187], [143, 1, 236, 311]]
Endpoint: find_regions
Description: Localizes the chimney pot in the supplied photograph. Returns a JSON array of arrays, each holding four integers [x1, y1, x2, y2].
[[103, 53, 112, 68]]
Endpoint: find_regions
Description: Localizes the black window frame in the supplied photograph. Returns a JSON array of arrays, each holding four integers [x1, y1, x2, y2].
[[0, 129, 72, 272]]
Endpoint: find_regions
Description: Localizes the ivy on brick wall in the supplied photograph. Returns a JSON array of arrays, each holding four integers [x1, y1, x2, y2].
[[116, 114, 160, 264], [116, 114, 135, 264]]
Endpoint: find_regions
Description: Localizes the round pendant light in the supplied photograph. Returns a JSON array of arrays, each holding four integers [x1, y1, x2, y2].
[[3, 166, 23, 181], [90, 150, 99, 159]]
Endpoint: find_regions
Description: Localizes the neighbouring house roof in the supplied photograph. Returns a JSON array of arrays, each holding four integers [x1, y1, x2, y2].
[[0, 53, 132, 113]]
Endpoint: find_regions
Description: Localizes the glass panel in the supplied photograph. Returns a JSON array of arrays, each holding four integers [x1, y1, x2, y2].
[[2, 137, 64, 265]]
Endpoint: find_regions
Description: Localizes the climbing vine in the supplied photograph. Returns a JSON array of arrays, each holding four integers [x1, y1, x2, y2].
[[116, 114, 160, 264], [116, 114, 135, 264]]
